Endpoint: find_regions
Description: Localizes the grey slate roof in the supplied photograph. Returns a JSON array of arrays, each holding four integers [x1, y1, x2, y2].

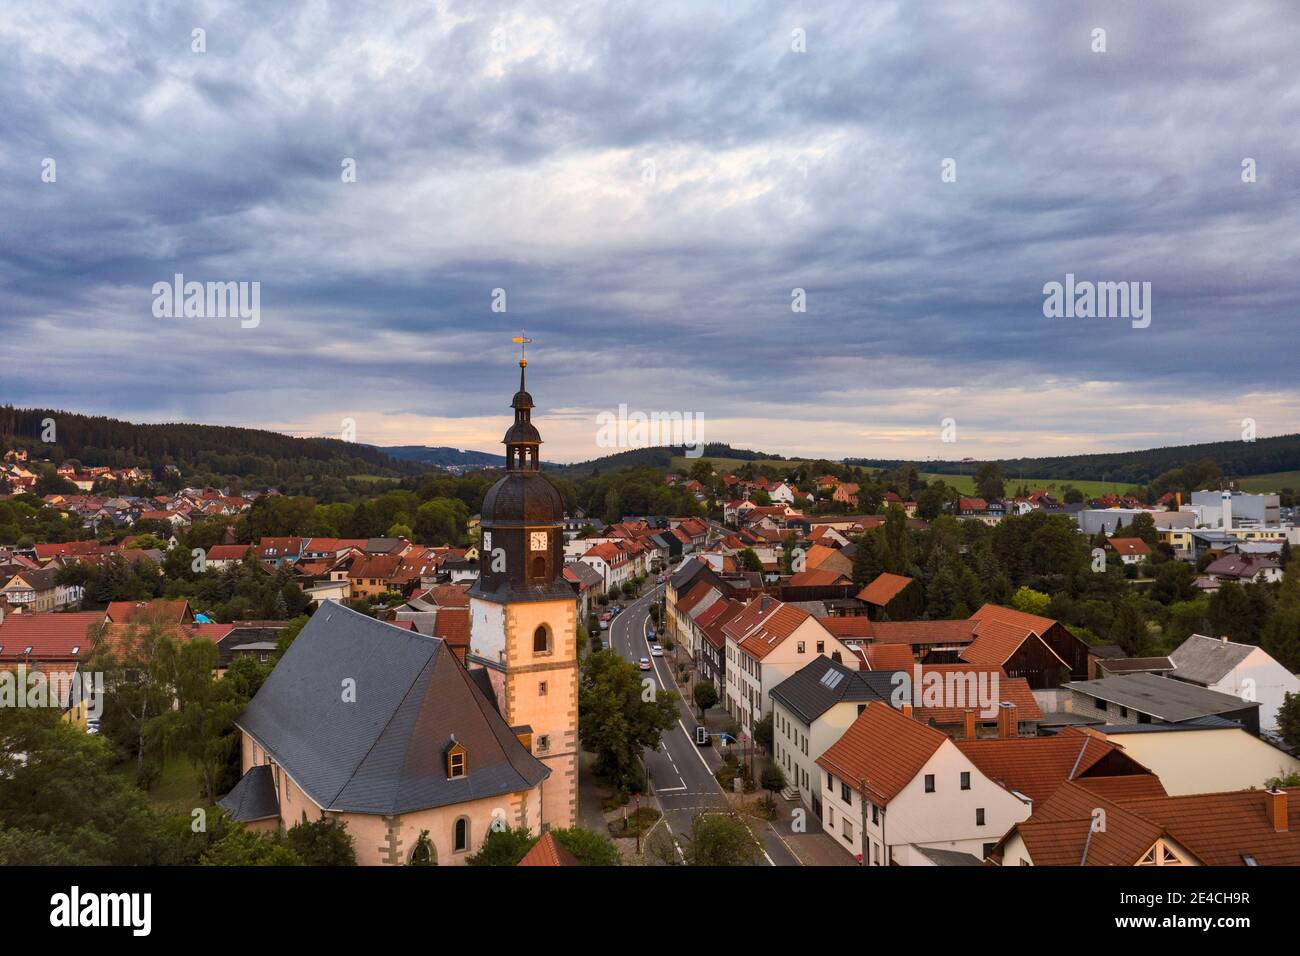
[[669, 557, 708, 593], [769, 655, 894, 725], [1064, 672, 1258, 723], [1168, 634, 1258, 686], [916, 846, 985, 866], [1098, 656, 1174, 676], [234, 603, 548, 815], [217, 764, 279, 822], [1097, 715, 1242, 734]]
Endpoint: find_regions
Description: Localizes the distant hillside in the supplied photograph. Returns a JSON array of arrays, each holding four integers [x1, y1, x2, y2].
[[0, 406, 425, 486], [849, 432, 1300, 486], [379, 445, 506, 468], [542, 443, 786, 479]]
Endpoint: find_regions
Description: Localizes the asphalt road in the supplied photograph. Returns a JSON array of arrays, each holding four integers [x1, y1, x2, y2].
[[605, 583, 801, 866]]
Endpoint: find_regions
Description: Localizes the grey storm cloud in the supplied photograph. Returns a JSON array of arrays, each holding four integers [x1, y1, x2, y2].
[[1, 0, 1297, 461]]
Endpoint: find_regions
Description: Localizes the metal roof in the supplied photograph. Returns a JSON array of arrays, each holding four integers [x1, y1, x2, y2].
[[234, 603, 548, 815]]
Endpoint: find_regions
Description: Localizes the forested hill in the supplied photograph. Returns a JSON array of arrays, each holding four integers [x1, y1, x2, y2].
[[850, 432, 1300, 485], [541, 443, 786, 479], [0, 406, 426, 484], [379, 445, 506, 468]]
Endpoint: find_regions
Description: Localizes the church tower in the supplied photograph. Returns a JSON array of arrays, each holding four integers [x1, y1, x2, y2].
[[468, 348, 578, 830]]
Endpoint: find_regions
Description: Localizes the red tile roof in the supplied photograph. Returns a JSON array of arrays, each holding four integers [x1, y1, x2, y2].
[[787, 568, 850, 587], [956, 727, 1148, 803], [820, 616, 876, 640], [862, 643, 914, 670], [105, 600, 191, 625], [815, 702, 949, 804], [433, 608, 469, 649], [1003, 782, 1300, 866], [906, 664, 1043, 723], [1107, 537, 1152, 557], [856, 572, 914, 607], [0, 612, 104, 662], [517, 831, 581, 866], [870, 619, 975, 646]]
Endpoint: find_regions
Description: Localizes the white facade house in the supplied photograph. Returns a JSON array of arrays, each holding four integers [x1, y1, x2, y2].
[[721, 596, 853, 734], [770, 657, 894, 817], [817, 702, 1031, 865], [1168, 634, 1300, 732]]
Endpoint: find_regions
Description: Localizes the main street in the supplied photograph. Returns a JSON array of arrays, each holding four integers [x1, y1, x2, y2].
[[605, 583, 801, 865]]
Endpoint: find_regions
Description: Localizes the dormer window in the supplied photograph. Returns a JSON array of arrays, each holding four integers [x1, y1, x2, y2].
[[446, 739, 468, 779]]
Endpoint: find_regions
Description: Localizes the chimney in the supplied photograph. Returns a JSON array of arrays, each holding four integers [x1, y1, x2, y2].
[[1221, 634, 1229, 646], [997, 702, 1018, 739], [1266, 789, 1288, 832], [1221, 490, 1233, 530], [900, 703, 913, 719], [963, 710, 977, 739]]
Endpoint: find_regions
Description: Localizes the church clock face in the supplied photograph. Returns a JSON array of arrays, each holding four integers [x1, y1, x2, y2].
[[530, 531, 548, 551]]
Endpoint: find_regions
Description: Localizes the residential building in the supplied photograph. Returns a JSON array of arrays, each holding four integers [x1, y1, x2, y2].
[[816, 702, 1032, 865], [1061, 672, 1262, 735], [1167, 633, 1300, 732]]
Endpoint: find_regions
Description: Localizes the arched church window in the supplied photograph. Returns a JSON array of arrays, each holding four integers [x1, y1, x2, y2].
[[453, 817, 469, 853], [531, 555, 546, 580], [534, 625, 550, 654]]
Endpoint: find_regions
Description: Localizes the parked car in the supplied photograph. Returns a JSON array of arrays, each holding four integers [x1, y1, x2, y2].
[[647, 627, 657, 639], [651, 644, 664, 657], [86, 718, 100, 736], [638, 658, 652, 671], [599, 619, 609, 631]]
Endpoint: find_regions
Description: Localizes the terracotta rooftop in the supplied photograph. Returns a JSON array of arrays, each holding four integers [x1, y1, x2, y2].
[[517, 831, 581, 866], [856, 572, 914, 607], [815, 701, 949, 805], [956, 727, 1154, 803]]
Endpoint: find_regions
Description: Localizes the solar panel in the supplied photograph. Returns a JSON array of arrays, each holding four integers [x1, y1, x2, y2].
[[819, 668, 844, 689]]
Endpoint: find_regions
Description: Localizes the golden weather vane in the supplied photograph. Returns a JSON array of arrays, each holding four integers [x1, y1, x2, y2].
[[511, 331, 533, 366]]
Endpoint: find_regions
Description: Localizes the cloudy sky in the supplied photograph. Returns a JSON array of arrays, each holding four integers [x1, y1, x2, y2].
[[2, 0, 1298, 463]]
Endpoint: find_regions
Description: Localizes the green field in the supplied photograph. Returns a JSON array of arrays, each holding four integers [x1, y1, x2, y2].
[[669, 456, 1299, 497], [1233, 471, 1300, 493]]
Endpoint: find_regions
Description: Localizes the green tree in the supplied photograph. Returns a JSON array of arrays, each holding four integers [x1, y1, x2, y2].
[[551, 826, 620, 866], [1111, 598, 1154, 657], [0, 708, 172, 865], [681, 813, 759, 866], [974, 462, 1005, 501], [578, 650, 678, 792], [753, 712, 774, 753], [693, 680, 718, 719], [1011, 586, 1050, 617], [285, 817, 357, 865], [202, 826, 304, 865], [467, 826, 536, 866], [737, 548, 763, 573], [1278, 692, 1300, 751]]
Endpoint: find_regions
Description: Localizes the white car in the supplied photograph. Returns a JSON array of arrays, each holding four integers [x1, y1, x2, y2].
[[650, 644, 664, 657], [638, 658, 652, 671]]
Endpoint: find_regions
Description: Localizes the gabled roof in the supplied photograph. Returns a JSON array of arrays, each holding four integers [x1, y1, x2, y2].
[[907, 664, 1043, 722], [786, 568, 850, 587], [1106, 537, 1151, 557], [1168, 633, 1262, 686], [956, 727, 1155, 803], [820, 616, 876, 640], [676, 580, 720, 617], [234, 603, 548, 815], [105, 599, 191, 625], [1003, 781, 1300, 866], [769, 656, 892, 724], [815, 702, 950, 804], [960, 618, 1069, 670], [0, 611, 103, 661], [870, 619, 974, 646], [699, 599, 744, 651], [856, 572, 914, 607], [517, 830, 581, 866]]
